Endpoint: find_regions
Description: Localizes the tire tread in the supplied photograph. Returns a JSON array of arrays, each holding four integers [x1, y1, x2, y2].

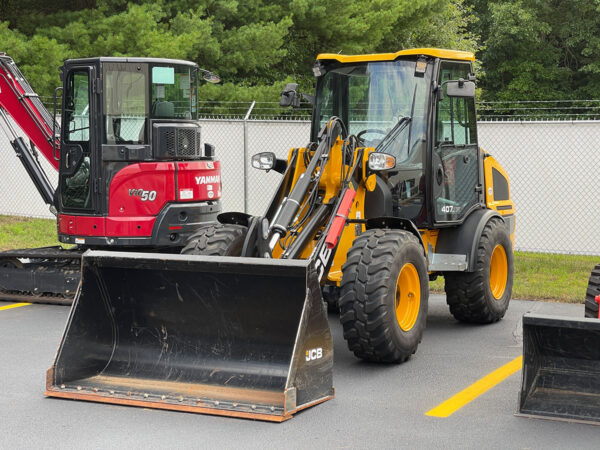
[[339, 229, 428, 363], [181, 224, 246, 256], [444, 217, 512, 323], [584, 264, 600, 318]]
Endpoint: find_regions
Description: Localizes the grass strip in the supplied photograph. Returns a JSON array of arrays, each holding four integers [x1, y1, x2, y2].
[[1, 215, 598, 303], [0, 215, 60, 250], [431, 251, 598, 303]]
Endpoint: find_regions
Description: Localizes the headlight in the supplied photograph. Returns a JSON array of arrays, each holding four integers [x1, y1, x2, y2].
[[368, 152, 396, 171]]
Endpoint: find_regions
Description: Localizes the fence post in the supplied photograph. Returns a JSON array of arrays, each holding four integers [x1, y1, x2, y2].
[[243, 101, 256, 213]]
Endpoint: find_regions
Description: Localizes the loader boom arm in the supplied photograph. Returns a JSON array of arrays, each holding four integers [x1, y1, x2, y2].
[[245, 117, 365, 284]]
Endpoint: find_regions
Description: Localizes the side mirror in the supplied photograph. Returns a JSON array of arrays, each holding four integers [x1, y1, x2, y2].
[[252, 152, 276, 170], [204, 143, 215, 158], [202, 72, 220, 84], [445, 79, 476, 98], [251, 152, 287, 174], [199, 69, 220, 84], [280, 83, 301, 108]]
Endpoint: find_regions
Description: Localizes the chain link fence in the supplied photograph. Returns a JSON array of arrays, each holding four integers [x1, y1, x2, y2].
[[1, 101, 599, 255]]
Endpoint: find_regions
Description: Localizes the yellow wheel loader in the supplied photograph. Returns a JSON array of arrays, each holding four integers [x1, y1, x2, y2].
[[46, 49, 515, 421]]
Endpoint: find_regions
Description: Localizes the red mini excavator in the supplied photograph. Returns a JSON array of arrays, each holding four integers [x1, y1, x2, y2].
[[0, 54, 222, 304]]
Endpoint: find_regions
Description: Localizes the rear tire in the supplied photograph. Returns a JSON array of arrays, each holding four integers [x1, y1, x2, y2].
[[181, 224, 247, 256], [584, 264, 600, 318], [339, 229, 428, 363], [445, 217, 513, 323]]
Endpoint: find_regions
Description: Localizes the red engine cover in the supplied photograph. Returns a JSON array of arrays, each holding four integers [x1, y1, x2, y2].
[[176, 161, 222, 202], [109, 162, 176, 217], [59, 160, 222, 238]]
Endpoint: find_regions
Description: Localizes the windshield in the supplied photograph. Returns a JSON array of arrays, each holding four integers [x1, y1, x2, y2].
[[312, 60, 431, 164], [312, 59, 433, 226]]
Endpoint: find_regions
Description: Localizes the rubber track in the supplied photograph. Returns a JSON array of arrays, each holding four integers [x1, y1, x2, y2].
[[0, 291, 73, 305], [181, 224, 246, 256], [339, 229, 424, 363], [444, 217, 510, 323], [584, 264, 600, 318]]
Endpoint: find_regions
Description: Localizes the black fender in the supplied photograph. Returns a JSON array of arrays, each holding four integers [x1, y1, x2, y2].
[[435, 208, 504, 272], [365, 217, 425, 253], [364, 175, 393, 219], [217, 211, 252, 227]]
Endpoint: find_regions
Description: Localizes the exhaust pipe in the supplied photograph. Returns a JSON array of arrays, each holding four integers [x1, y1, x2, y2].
[[518, 313, 600, 425], [46, 250, 334, 421]]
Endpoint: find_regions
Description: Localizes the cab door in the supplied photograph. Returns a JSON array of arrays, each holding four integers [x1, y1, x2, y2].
[[432, 61, 482, 224], [59, 66, 95, 212]]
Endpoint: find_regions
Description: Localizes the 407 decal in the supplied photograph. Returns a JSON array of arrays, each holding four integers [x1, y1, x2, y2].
[[129, 189, 157, 202], [440, 204, 462, 214]]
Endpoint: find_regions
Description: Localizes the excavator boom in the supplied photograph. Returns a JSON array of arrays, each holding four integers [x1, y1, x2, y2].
[[0, 54, 60, 169]]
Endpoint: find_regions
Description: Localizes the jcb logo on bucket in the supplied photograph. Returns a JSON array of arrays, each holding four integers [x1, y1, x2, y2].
[[305, 347, 323, 362]]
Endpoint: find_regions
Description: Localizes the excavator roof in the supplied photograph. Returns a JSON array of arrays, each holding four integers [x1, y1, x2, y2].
[[63, 57, 199, 68], [316, 48, 475, 63]]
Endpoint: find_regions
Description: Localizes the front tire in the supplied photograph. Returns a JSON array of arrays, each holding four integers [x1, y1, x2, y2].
[[445, 217, 513, 323], [339, 229, 429, 363], [181, 224, 247, 256], [584, 264, 600, 318]]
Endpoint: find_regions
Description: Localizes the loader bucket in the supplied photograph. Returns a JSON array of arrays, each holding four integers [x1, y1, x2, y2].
[[45, 250, 334, 422], [518, 313, 600, 425]]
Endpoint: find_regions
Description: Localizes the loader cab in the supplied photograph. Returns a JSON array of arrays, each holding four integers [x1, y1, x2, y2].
[[311, 50, 482, 228], [58, 57, 212, 216]]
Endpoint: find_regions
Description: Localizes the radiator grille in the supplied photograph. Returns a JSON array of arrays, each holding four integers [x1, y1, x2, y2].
[[153, 124, 202, 160]]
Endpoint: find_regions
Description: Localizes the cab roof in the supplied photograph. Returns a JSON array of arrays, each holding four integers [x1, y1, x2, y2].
[[316, 48, 475, 63], [63, 57, 198, 68]]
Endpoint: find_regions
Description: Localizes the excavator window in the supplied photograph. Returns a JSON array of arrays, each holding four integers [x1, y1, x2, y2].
[[61, 69, 93, 210], [104, 63, 148, 145], [151, 65, 197, 120], [64, 72, 90, 143]]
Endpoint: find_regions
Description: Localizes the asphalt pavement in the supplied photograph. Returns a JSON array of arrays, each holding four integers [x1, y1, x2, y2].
[[1, 295, 597, 449]]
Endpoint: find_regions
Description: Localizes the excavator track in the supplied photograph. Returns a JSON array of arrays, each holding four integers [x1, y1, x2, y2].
[[0, 247, 81, 306], [0, 291, 73, 305]]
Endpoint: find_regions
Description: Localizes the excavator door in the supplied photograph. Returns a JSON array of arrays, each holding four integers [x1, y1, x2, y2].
[[59, 66, 95, 212]]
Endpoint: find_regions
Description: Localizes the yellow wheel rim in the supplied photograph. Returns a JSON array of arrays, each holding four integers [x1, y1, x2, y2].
[[490, 244, 508, 300], [395, 263, 421, 332]]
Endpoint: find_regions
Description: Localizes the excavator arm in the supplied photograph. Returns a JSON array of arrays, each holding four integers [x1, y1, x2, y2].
[[0, 53, 59, 207]]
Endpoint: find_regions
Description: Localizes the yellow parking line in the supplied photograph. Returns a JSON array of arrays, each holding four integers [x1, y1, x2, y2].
[[426, 355, 523, 418], [0, 302, 31, 311]]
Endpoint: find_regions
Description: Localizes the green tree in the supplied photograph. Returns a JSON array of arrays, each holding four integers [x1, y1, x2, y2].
[[1, 0, 480, 106], [470, 0, 600, 101]]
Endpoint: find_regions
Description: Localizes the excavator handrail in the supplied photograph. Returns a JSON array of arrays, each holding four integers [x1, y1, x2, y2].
[[0, 54, 60, 170]]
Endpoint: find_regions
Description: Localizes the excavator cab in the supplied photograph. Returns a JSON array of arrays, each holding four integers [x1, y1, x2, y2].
[[46, 49, 515, 421], [55, 58, 222, 247]]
